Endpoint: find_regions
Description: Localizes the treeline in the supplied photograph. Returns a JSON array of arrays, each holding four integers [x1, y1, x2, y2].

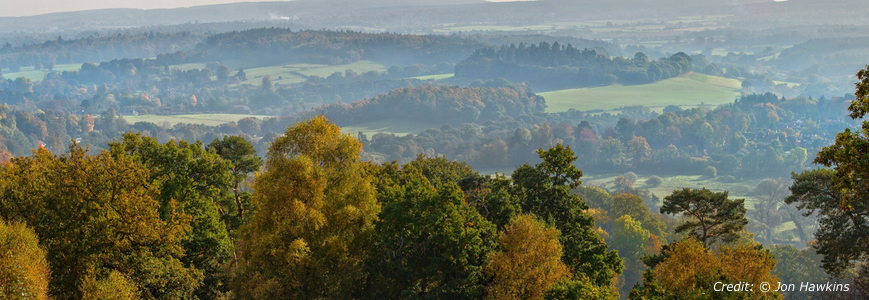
[[0, 32, 203, 71], [308, 82, 545, 126], [358, 92, 851, 179], [189, 28, 489, 67], [455, 42, 692, 90]]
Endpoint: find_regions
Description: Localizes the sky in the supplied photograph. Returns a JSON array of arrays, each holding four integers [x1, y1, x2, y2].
[[0, 0, 293, 17]]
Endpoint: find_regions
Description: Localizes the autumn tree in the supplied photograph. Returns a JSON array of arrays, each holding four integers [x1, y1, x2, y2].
[[0, 146, 199, 299], [632, 238, 781, 300], [486, 214, 569, 300], [0, 220, 50, 300], [611, 193, 665, 238], [660, 188, 748, 246], [749, 178, 789, 244], [234, 116, 380, 298]]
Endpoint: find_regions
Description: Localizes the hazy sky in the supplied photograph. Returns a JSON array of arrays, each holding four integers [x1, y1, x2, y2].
[[0, 0, 293, 17]]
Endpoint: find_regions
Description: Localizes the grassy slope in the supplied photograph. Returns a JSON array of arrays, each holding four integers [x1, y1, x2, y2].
[[412, 73, 454, 80], [582, 172, 762, 208], [124, 114, 269, 127], [539, 73, 743, 112]]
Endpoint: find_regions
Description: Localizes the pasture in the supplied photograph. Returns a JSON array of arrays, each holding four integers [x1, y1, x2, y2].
[[236, 60, 387, 85], [3, 63, 81, 81], [124, 113, 270, 127], [412, 73, 454, 81], [539, 72, 743, 113], [581, 172, 763, 209], [340, 118, 440, 137]]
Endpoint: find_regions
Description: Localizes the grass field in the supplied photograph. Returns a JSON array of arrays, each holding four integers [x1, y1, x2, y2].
[[539, 73, 743, 113], [341, 118, 440, 137], [4, 64, 81, 81], [582, 172, 763, 208], [412, 73, 454, 81], [237, 60, 387, 85], [124, 114, 270, 127]]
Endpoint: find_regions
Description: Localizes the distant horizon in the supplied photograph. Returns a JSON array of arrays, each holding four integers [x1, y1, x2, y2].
[[0, 0, 296, 18]]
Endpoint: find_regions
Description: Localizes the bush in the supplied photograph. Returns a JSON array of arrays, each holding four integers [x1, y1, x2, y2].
[[623, 172, 638, 184], [704, 166, 717, 178], [722, 175, 737, 183], [646, 176, 663, 187]]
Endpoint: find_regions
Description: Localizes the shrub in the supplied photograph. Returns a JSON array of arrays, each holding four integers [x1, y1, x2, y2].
[[704, 166, 717, 178], [646, 176, 663, 187]]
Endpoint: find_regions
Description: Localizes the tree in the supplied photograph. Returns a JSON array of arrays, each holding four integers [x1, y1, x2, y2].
[[0, 221, 50, 300], [627, 136, 650, 167], [510, 144, 622, 287], [237, 117, 261, 137], [234, 116, 380, 298], [610, 215, 650, 296], [207, 135, 263, 223], [660, 188, 748, 246], [640, 238, 781, 300], [216, 65, 232, 81], [0, 146, 199, 299], [611, 193, 665, 238], [261, 75, 273, 91], [109, 133, 234, 299], [367, 158, 496, 299], [486, 214, 569, 300], [805, 66, 869, 276], [750, 178, 789, 244]]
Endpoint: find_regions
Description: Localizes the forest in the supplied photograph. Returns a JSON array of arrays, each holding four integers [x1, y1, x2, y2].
[[2, 0, 869, 298]]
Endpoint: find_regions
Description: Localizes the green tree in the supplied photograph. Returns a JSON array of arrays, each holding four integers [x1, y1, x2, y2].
[[367, 166, 496, 299], [510, 144, 622, 287], [234, 116, 380, 298], [109, 133, 234, 299], [610, 215, 650, 296], [207, 135, 263, 223], [660, 188, 748, 246]]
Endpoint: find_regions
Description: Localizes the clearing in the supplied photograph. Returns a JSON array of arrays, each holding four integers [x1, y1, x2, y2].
[[3, 64, 81, 81], [341, 118, 440, 137], [539, 73, 743, 113], [124, 114, 271, 127]]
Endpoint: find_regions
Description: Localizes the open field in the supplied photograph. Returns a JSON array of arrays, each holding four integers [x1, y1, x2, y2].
[[582, 172, 764, 208], [124, 114, 271, 127], [236, 60, 387, 85], [539, 72, 743, 112], [412, 73, 454, 81], [341, 118, 440, 137], [4, 64, 81, 81]]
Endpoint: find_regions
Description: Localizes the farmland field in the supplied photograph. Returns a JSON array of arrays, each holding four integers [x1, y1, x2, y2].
[[539, 72, 742, 112], [4, 63, 81, 81], [236, 60, 387, 85], [412, 73, 454, 80], [341, 118, 440, 137], [124, 114, 270, 127]]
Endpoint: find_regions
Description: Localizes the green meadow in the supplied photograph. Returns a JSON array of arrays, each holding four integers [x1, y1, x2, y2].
[[235, 60, 387, 85], [539, 72, 743, 112], [124, 114, 270, 127], [3, 64, 81, 81]]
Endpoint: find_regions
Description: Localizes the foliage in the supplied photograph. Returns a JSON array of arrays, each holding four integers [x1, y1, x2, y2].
[[486, 214, 569, 300], [510, 144, 622, 287], [0, 220, 50, 300], [646, 176, 663, 187], [660, 188, 748, 246], [234, 116, 380, 298], [0, 145, 199, 300], [366, 156, 497, 299]]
